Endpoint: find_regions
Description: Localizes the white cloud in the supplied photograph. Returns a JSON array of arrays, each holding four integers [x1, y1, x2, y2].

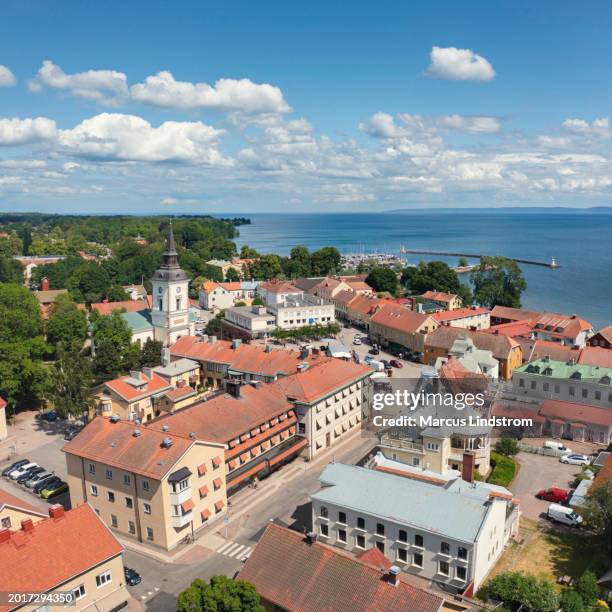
[[58, 113, 231, 165], [0, 65, 16, 87], [426, 46, 496, 81], [438, 114, 500, 134], [160, 197, 178, 205], [29, 60, 128, 104], [0, 117, 57, 145], [130, 70, 291, 114], [0, 159, 47, 169], [562, 117, 610, 136]]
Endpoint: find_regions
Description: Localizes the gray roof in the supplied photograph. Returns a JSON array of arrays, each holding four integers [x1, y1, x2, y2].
[[121, 310, 154, 333], [312, 463, 505, 543], [154, 358, 199, 377]]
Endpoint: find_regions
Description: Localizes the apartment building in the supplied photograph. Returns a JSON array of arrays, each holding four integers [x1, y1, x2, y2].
[[268, 294, 335, 329], [199, 280, 259, 311], [305, 276, 373, 301], [258, 280, 303, 306], [223, 305, 276, 339], [530, 313, 594, 347], [148, 382, 306, 494], [311, 462, 519, 595], [0, 504, 130, 612], [0, 487, 47, 530], [170, 335, 323, 387], [489, 305, 543, 326], [588, 326, 612, 349], [274, 357, 373, 459], [63, 417, 227, 551], [370, 304, 439, 355], [421, 291, 463, 311], [238, 523, 452, 612], [432, 307, 491, 330]]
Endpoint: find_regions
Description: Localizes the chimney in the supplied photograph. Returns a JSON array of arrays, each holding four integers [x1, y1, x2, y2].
[[0, 528, 10, 543], [305, 531, 317, 544], [41, 277, 50, 291], [142, 367, 153, 379], [49, 505, 65, 520], [209, 335, 217, 344], [161, 348, 171, 367], [387, 566, 401, 587], [232, 339, 242, 350], [21, 518, 34, 532], [265, 344, 273, 353], [130, 370, 142, 381], [462, 451, 476, 484]]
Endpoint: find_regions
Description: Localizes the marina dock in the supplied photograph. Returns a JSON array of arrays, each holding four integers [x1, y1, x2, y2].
[[399, 249, 560, 268]]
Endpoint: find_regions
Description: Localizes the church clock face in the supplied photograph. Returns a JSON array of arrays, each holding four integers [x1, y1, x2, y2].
[[158, 287, 163, 293], [176, 286, 181, 293]]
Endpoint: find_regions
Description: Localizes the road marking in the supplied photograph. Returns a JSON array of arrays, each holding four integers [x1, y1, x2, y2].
[[240, 547, 252, 559], [228, 544, 246, 558], [216, 541, 234, 554], [223, 542, 241, 556]]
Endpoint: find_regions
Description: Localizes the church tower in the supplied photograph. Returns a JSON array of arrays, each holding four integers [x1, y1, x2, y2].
[[151, 222, 192, 345]]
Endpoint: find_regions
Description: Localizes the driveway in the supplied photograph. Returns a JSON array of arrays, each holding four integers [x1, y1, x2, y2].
[[509, 451, 583, 521]]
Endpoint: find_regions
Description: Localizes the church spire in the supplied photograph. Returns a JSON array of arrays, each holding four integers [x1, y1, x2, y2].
[[166, 221, 177, 255], [161, 221, 179, 268]]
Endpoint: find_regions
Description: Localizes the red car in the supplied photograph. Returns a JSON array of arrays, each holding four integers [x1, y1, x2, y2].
[[390, 359, 404, 368], [536, 487, 569, 503]]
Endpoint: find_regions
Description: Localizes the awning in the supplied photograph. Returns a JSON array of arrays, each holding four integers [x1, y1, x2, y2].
[[201, 508, 211, 520], [197, 463, 207, 476], [199, 485, 209, 498], [215, 500, 224, 512], [250, 447, 259, 457], [227, 462, 263, 487], [272, 435, 280, 444], [268, 438, 309, 467], [228, 459, 237, 470], [240, 452, 250, 462], [181, 499, 194, 513], [212, 456, 222, 467], [213, 477, 222, 490], [334, 425, 342, 435]]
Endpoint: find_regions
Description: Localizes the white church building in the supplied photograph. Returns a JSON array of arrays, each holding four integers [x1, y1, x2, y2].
[[118, 223, 196, 346]]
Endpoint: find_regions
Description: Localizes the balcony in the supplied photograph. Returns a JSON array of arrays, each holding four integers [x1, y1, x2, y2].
[[172, 509, 192, 528], [169, 486, 192, 505], [379, 436, 424, 453]]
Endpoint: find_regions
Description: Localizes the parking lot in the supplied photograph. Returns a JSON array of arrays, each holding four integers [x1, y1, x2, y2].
[[509, 451, 584, 521]]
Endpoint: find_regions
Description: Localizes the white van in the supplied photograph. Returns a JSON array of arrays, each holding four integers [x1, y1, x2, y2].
[[547, 503, 583, 526], [544, 441, 572, 454], [367, 360, 385, 372]]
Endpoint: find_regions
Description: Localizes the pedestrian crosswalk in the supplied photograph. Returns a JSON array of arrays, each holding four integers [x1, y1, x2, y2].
[[216, 540, 253, 560]]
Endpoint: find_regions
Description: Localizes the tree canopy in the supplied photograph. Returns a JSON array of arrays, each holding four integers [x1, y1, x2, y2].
[[365, 267, 398, 294], [402, 260, 472, 305], [46, 294, 88, 349], [471, 256, 526, 309], [177, 576, 264, 612]]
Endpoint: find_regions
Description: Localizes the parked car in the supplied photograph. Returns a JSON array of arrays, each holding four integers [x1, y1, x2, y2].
[[547, 503, 583, 526], [25, 470, 54, 489], [353, 337, 362, 346], [124, 567, 142, 586], [63, 428, 79, 441], [380, 359, 391, 369], [40, 480, 68, 499], [2, 459, 30, 477], [9, 462, 38, 480], [390, 359, 403, 368], [536, 487, 569, 503], [38, 410, 58, 422], [560, 454, 590, 466], [16, 466, 45, 485], [368, 347, 380, 355], [544, 440, 572, 453], [33, 475, 62, 495]]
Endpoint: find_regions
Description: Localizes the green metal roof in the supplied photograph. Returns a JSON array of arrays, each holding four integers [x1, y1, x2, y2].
[[515, 358, 612, 383]]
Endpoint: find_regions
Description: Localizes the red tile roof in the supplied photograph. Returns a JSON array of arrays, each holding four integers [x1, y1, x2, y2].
[[532, 312, 593, 339], [371, 304, 436, 334], [426, 326, 519, 360], [238, 523, 443, 612], [490, 305, 543, 322], [62, 416, 195, 480], [592, 326, 612, 345], [421, 290, 458, 303], [0, 504, 122, 608], [170, 336, 322, 378], [432, 306, 489, 322], [148, 383, 293, 445], [274, 358, 372, 404], [103, 372, 171, 402], [0, 487, 47, 518], [260, 280, 301, 294], [346, 294, 394, 316], [355, 547, 393, 570], [90, 299, 149, 316], [0, 397, 5, 410], [515, 338, 581, 363], [485, 320, 535, 338], [539, 399, 612, 428], [492, 400, 546, 423], [578, 346, 612, 369]]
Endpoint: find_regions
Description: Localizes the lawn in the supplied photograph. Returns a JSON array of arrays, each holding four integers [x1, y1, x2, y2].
[[488, 451, 517, 487]]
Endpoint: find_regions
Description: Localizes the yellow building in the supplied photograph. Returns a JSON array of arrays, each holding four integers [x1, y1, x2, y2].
[[63, 416, 228, 551], [0, 487, 48, 531]]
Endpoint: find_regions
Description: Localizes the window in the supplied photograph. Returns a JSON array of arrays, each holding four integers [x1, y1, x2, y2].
[[158, 299, 163, 310], [376, 523, 385, 536], [106, 469, 113, 480], [173, 478, 190, 493], [320, 523, 329, 537], [456, 566, 467, 581], [146, 527, 154, 541], [397, 548, 408, 562], [128, 521, 136, 534], [530, 381, 536, 390], [519, 379, 525, 388], [427, 442, 439, 451], [458, 546, 468, 560], [176, 298, 181, 310], [72, 584, 86, 601], [1, 517, 11, 529], [338, 529, 347, 543], [376, 541, 385, 554], [357, 517, 365, 530], [412, 457, 420, 466], [414, 534, 423, 548], [125, 497, 133, 509], [582, 389, 588, 399], [110, 514, 118, 528], [96, 570, 112, 588], [90, 485, 98, 497], [543, 382, 549, 392], [298, 423, 306, 434], [413, 552, 423, 568], [88, 463, 96, 474], [399, 529, 408, 543], [356, 534, 366, 549], [338, 511, 346, 524], [320, 506, 328, 518], [438, 561, 450, 576], [440, 542, 450, 555], [142, 479, 150, 491], [569, 386, 575, 396], [107, 492, 115, 503], [144, 503, 152, 515], [123, 474, 131, 486], [554, 384, 560, 393]]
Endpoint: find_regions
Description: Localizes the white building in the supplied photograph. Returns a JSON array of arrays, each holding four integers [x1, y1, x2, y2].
[[259, 280, 304, 307], [435, 336, 499, 380], [223, 305, 276, 338], [311, 462, 520, 594], [199, 281, 259, 311], [270, 295, 336, 330]]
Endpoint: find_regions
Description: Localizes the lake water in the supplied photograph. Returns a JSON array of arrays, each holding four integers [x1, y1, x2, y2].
[[233, 211, 612, 330]]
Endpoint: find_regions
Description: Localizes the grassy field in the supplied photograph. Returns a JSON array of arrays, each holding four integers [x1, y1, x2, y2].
[[488, 451, 518, 487]]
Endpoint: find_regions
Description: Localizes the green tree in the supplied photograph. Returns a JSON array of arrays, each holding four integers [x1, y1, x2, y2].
[[495, 437, 520, 457], [559, 590, 585, 612], [139, 338, 163, 367], [458, 257, 469, 267], [68, 261, 112, 304], [284, 246, 312, 278], [581, 481, 612, 540], [91, 312, 134, 381], [205, 312, 225, 337], [402, 260, 472, 305], [177, 576, 264, 612], [46, 294, 88, 349], [107, 285, 130, 302], [18, 226, 32, 255], [239, 245, 259, 258], [471, 256, 526, 309], [225, 267, 241, 282], [482, 572, 558, 612], [574, 571, 601, 606], [47, 342, 94, 419], [366, 267, 398, 294], [0, 256, 24, 283], [249, 254, 283, 280], [251, 296, 265, 306], [311, 246, 341, 275]]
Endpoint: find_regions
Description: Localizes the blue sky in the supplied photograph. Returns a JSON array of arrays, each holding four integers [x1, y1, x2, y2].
[[1, 0, 612, 213]]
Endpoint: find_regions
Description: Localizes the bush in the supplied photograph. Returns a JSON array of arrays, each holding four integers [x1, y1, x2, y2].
[[495, 437, 520, 457], [575, 571, 600, 606], [488, 452, 517, 487], [483, 572, 558, 611], [560, 590, 585, 612]]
